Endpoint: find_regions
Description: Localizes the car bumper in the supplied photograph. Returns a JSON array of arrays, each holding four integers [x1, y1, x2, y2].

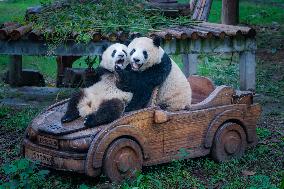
[[23, 139, 86, 173]]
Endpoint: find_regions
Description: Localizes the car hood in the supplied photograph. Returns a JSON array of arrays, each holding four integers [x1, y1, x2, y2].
[[29, 100, 156, 139], [30, 100, 99, 137]]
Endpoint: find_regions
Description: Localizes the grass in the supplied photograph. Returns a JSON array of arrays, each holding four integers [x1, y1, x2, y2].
[[0, 0, 41, 24], [0, 0, 284, 188], [1, 105, 283, 188], [1, 0, 284, 85], [209, 0, 284, 25]]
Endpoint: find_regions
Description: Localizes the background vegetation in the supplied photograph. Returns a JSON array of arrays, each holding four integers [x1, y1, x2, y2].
[[0, 0, 283, 188]]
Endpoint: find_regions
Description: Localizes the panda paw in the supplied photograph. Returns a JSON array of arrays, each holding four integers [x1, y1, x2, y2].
[[84, 115, 98, 128], [115, 65, 122, 71], [61, 114, 80, 123]]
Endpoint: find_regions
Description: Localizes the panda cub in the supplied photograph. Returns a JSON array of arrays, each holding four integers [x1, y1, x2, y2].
[[61, 43, 133, 127], [115, 37, 172, 112], [116, 37, 192, 111]]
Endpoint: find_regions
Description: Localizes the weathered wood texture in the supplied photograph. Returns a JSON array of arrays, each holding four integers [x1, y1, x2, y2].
[[10, 24, 32, 40], [103, 138, 143, 182], [182, 53, 198, 77], [9, 55, 22, 87], [0, 0, 256, 89], [23, 80, 261, 182], [56, 56, 81, 87], [192, 0, 213, 21], [211, 122, 245, 162], [239, 51, 256, 91], [0, 23, 20, 40], [0, 37, 257, 55], [222, 0, 239, 25], [188, 75, 215, 103]]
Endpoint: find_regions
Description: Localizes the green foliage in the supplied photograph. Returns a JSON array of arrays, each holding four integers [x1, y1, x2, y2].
[[257, 63, 284, 98], [30, 0, 197, 50], [256, 127, 272, 140], [121, 171, 163, 189], [197, 54, 239, 88], [0, 158, 49, 189], [208, 0, 284, 25], [0, 0, 41, 23], [0, 55, 93, 85], [248, 175, 278, 189], [78, 184, 96, 189], [0, 106, 39, 131]]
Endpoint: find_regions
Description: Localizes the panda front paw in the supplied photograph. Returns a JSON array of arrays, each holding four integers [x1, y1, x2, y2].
[[115, 65, 122, 71], [61, 113, 80, 123], [84, 115, 98, 128]]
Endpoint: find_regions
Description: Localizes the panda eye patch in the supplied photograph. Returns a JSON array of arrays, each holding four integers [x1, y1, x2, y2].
[[111, 50, 117, 57], [143, 51, 148, 59], [130, 49, 136, 56]]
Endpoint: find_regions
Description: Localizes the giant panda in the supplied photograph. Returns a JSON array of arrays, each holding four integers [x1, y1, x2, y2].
[[115, 37, 172, 112], [116, 37, 192, 111], [61, 43, 133, 127]]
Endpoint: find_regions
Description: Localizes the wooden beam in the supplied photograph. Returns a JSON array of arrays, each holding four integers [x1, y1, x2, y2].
[[239, 51, 256, 91], [9, 55, 22, 87], [222, 0, 239, 25], [182, 54, 198, 77], [0, 38, 256, 56]]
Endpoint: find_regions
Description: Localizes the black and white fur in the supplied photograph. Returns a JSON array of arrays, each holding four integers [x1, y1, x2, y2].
[[61, 43, 133, 127], [115, 37, 172, 111], [118, 37, 192, 111]]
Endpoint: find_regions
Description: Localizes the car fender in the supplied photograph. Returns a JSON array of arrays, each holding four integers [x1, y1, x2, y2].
[[85, 124, 149, 177], [204, 109, 247, 149]]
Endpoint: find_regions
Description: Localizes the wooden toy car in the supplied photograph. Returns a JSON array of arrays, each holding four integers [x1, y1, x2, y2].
[[23, 76, 261, 182]]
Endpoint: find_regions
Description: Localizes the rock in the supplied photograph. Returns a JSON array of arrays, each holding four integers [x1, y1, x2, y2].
[[2, 69, 45, 87]]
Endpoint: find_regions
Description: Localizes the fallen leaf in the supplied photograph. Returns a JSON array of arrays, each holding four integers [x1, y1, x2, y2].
[[242, 170, 256, 176]]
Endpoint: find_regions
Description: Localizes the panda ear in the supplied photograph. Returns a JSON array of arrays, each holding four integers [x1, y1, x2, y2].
[[123, 40, 131, 46], [153, 36, 161, 47], [101, 44, 109, 53], [129, 33, 142, 41]]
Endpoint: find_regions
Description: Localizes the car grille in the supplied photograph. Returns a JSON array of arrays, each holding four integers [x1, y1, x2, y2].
[[37, 135, 59, 149]]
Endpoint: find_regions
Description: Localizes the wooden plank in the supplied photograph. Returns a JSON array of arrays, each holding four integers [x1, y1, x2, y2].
[[9, 55, 22, 87], [239, 51, 256, 91], [0, 37, 256, 56], [0, 40, 111, 56], [222, 0, 239, 25], [182, 53, 198, 77], [192, 0, 213, 21], [199, 22, 256, 37], [182, 54, 190, 77]]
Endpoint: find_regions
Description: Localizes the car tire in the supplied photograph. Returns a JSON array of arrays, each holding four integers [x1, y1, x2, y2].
[[211, 122, 247, 162], [103, 138, 143, 183]]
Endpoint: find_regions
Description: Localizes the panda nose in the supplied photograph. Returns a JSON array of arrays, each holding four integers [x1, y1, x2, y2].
[[133, 58, 140, 63], [118, 54, 124, 58]]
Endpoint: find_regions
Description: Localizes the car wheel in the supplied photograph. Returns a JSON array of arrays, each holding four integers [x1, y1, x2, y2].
[[103, 138, 143, 183], [211, 122, 247, 162]]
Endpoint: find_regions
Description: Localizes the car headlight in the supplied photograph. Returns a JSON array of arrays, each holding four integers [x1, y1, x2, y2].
[[27, 128, 37, 141], [60, 137, 92, 152]]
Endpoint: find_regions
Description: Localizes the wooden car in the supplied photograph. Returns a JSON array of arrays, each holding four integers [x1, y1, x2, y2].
[[23, 76, 261, 182]]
